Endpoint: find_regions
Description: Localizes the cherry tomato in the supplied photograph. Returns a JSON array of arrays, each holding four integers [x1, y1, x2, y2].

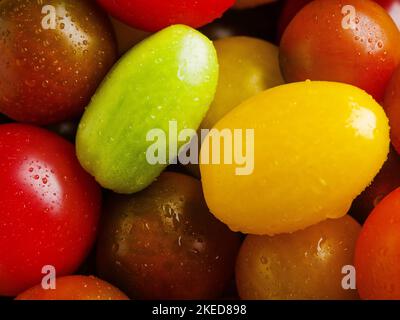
[[0, 124, 101, 296], [96, 0, 235, 32], [355, 187, 400, 299], [16, 276, 128, 300], [350, 147, 400, 223], [280, 0, 400, 101], [236, 216, 361, 300], [0, 0, 117, 124], [96, 172, 241, 300], [278, 0, 400, 40]]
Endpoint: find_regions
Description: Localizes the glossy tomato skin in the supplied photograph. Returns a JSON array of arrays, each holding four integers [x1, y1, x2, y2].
[[355, 188, 400, 299], [278, 0, 400, 40], [0, 124, 101, 296], [97, 172, 241, 300], [280, 0, 400, 101], [96, 0, 235, 32], [236, 216, 361, 300], [350, 147, 400, 223], [0, 0, 117, 124], [15, 276, 128, 300]]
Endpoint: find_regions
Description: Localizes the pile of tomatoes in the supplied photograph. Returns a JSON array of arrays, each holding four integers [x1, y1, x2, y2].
[[2, 0, 400, 300]]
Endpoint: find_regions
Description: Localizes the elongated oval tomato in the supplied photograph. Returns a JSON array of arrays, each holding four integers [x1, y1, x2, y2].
[[96, 0, 235, 32], [0, 124, 101, 296]]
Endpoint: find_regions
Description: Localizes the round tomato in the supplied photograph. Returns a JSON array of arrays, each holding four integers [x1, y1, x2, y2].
[[280, 0, 400, 101], [97, 172, 241, 300], [0, 0, 117, 124], [278, 0, 400, 40], [355, 187, 400, 299], [15, 276, 128, 300], [0, 124, 101, 296], [236, 215, 361, 300], [97, 0, 235, 32]]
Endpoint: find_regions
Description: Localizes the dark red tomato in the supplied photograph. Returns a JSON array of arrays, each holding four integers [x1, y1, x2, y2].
[[0, 0, 117, 124], [96, 0, 235, 32], [350, 147, 400, 223], [278, 0, 400, 40], [0, 124, 101, 296], [384, 65, 400, 153], [280, 0, 400, 101], [355, 187, 400, 299], [97, 172, 241, 300], [15, 276, 128, 300]]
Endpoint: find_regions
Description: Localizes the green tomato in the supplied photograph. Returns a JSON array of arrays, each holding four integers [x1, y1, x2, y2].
[[76, 25, 219, 194]]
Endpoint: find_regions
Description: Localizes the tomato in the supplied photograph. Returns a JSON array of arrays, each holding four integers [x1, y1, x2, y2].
[[96, 0, 235, 32], [201, 36, 283, 130], [384, 65, 400, 153], [278, 0, 400, 40], [15, 275, 128, 300], [236, 216, 361, 300], [350, 147, 400, 223], [354, 187, 400, 299], [201, 81, 389, 235], [0, 124, 101, 296], [280, 0, 400, 101], [0, 0, 117, 124], [96, 172, 241, 300], [76, 25, 219, 194]]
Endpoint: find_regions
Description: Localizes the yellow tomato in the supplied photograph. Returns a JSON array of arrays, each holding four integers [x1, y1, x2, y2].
[[201, 36, 283, 130], [234, 0, 277, 9], [236, 215, 361, 300], [200, 81, 389, 235]]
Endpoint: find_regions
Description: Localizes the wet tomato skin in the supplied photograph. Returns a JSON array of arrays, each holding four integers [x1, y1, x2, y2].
[[96, 0, 235, 32], [96, 172, 241, 300], [0, 124, 101, 296], [350, 147, 400, 223], [278, 0, 400, 39], [355, 187, 400, 299], [0, 0, 117, 124], [15, 276, 128, 300], [279, 0, 400, 101]]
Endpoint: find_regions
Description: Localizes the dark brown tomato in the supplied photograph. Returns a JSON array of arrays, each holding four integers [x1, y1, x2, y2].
[[350, 146, 400, 223], [0, 0, 117, 124], [96, 172, 242, 300]]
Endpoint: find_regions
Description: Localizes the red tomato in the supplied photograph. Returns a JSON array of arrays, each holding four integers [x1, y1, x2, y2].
[[15, 276, 128, 300], [96, 0, 235, 32], [278, 0, 400, 40], [355, 187, 400, 299], [0, 124, 101, 296], [280, 0, 400, 101], [0, 0, 117, 124]]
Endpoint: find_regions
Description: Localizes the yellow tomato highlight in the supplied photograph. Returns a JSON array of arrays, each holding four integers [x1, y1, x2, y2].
[[200, 81, 389, 235]]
